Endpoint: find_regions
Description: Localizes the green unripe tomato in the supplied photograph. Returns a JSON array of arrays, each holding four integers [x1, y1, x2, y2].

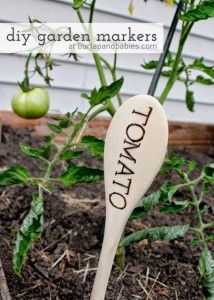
[[12, 87, 50, 119]]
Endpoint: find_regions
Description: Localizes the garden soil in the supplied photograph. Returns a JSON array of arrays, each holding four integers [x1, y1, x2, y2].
[[0, 126, 213, 300]]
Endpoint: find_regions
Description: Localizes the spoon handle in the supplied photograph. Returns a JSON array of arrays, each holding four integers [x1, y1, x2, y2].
[[90, 216, 125, 300], [90, 236, 118, 300]]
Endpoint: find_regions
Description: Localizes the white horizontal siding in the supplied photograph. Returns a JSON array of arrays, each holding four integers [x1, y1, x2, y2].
[[0, 0, 213, 124]]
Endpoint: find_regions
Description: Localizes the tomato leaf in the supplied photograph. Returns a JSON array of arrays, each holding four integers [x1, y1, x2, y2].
[[203, 164, 214, 184], [81, 77, 124, 107], [188, 160, 197, 173], [80, 135, 104, 159], [58, 112, 73, 128], [72, 0, 85, 10], [189, 58, 214, 79], [59, 118, 72, 128], [48, 124, 62, 133], [160, 155, 186, 175], [59, 149, 83, 160], [198, 249, 214, 299], [185, 89, 195, 112], [0, 165, 31, 186], [119, 225, 189, 247], [161, 200, 189, 214], [20, 141, 52, 160], [195, 75, 214, 85], [13, 194, 44, 275], [130, 190, 162, 219], [141, 60, 158, 70], [59, 163, 104, 187], [180, 0, 214, 22], [130, 181, 178, 220]]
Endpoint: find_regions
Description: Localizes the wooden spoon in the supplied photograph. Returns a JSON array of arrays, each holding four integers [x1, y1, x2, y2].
[[90, 95, 168, 300]]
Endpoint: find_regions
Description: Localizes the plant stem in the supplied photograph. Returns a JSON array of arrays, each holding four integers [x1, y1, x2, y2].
[[92, 53, 107, 86], [20, 53, 32, 92], [184, 174, 208, 250], [76, 9, 116, 117], [39, 109, 92, 191], [115, 245, 125, 270], [159, 23, 193, 104], [92, 53, 116, 116], [88, 105, 106, 121]]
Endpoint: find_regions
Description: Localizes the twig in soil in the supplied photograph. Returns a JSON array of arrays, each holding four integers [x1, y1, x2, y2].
[[116, 286, 124, 300], [16, 280, 42, 298], [145, 268, 150, 287], [38, 229, 73, 254], [116, 263, 130, 282], [0, 192, 12, 212], [50, 249, 69, 269], [73, 263, 97, 283], [146, 272, 161, 300], [140, 274, 170, 290], [83, 261, 90, 283], [137, 279, 152, 300], [0, 258, 11, 300], [84, 253, 98, 261]]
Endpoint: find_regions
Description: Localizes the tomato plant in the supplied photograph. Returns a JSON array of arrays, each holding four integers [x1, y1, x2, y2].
[[12, 87, 50, 119]]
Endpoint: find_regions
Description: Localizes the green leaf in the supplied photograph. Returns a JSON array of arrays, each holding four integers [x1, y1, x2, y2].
[[198, 249, 214, 299], [202, 181, 212, 195], [161, 181, 178, 202], [189, 58, 214, 79], [180, 0, 214, 22], [48, 124, 62, 133], [195, 75, 214, 85], [20, 141, 51, 160], [13, 194, 44, 275], [198, 250, 214, 278], [130, 190, 161, 219], [188, 160, 197, 173], [51, 115, 65, 121], [119, 225, 189, 247], [203, 164, 214, 183], [59, 163, 104, 187], [161, 155, 186, 175], [82, 77, 124, 107], [141, 60, 158, 70], [59, 118, 72, 128], [57, 112, 73, 128], [161, 200, 189, 214], [72, 0, 85, 9], [141, 52, 174, 71], [130, 181, 178, 220], [59, 149, 83, 160], [0, 165, 31, 186], [204, 164, 214, 177], [185, 89, 195, 112], [191, 238, 201, 246], [80, 135, 104, 159], [161, 70, 172, 77]]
